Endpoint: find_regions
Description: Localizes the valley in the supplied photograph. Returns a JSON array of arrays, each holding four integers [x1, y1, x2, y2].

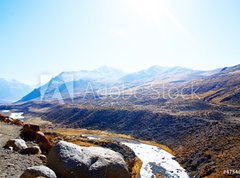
[[1, 95, 240, 177], [0, 112, 189, 178], [0, 64, 240, 177]]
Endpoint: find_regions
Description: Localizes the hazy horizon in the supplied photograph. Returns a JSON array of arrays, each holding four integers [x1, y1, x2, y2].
[[1, 0, 240, 85], [1, 63, 239, 86]]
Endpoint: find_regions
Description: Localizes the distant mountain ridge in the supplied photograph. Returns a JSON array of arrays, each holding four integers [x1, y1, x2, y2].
[[18, 65, 238, 103], [19, 66, 126, 102], [0, 79, 32, 103], [58, 66, 126, 82], [181, 64, 240, 104], [120, 66, 220, 86]]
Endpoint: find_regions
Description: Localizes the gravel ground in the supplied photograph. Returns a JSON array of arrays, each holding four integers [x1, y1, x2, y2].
[[0, 123, 43, 178]]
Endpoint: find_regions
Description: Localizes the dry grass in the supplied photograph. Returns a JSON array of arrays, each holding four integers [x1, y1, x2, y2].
[[52, 128, 134, 140], [69, 140, 97, 147], [156, 174, 163, 178], [204, 173, 228, 178], [131, 157, 142, 178], [28, 107, 51, 113], [25, 117, 52, 126], [51, 128, 175, 155]]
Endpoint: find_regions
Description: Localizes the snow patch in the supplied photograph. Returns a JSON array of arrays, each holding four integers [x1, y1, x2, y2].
[[122, 142, 189, 178], [10, 112, 25, 121], [86, 135, 100, 140], [81, 134, 189, 177]]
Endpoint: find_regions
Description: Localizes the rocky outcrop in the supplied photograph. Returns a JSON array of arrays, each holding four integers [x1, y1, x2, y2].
[[21, 124, 53, 154], [4, 139, 27, 151], [12, 118, 24, 126], [20, 165, 57, 178], [21, 124, 40, 140], [47, 141, 130, 178], [0, 114, 23, 126]]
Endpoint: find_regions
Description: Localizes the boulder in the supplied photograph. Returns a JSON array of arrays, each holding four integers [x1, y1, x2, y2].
[[4, 139, 27, 151], [20, 146, 41, 155], [39, 154, 47, 162], [20, 124, 53, 154], [23, 124, 40, 132], [21, 124, 40, 141], [20, 165, 57, 178], [47, 141, 130, 178], [36, 132, 53, 154], [4, 117, 13, 124]]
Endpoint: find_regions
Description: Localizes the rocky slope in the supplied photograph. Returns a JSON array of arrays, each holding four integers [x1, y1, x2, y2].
[[180, 64, 240, 105], [0, 123, 43, 178], [0, 115, 142, 178]]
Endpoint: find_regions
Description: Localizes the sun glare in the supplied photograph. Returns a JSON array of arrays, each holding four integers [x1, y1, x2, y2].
[[128, 0, 165, 20], [126, 0, 190, 38]]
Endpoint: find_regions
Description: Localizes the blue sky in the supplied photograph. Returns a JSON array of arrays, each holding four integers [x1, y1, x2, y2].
[[0, 0, 240, 85]]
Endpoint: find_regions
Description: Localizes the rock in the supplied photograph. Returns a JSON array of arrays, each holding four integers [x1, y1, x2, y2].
[[20, 124, 53, 154], [23, 124, 40, 132], [4, 139, 27, 151], [7, 163, 14, 167], [4, 118, 13, 124], [20, 165, 57, 178], [39, 154, 47, 162], [47, 141, 130, 178], [21, 124, 40, 141], [172, 157, 176, 160], [20, 146, 41, 155], [36, 133, 53, 154], [0, 114, 6, 121], [0, 114, 24, 125], [36, 131, 45, 137], [12, 119, 24, 126]]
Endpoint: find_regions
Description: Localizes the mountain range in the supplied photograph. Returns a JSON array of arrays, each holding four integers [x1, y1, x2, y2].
[[0, 79, 32, 104], [18, 65, 227, 103], [181, 64, 240, 104], [1, 64, 239, 106]]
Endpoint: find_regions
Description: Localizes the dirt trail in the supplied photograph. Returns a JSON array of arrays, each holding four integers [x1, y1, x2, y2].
[[0, 122, 42, 178], [0, 123, 21, 147]]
